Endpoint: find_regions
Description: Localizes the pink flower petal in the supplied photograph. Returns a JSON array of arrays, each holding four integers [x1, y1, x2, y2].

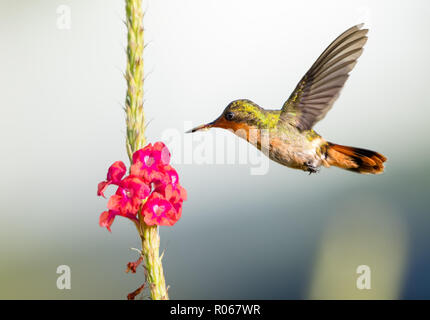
[[97, 181, 110, 197], [107, 161, 126, 184], [153, 142, 171, 165], [142, 193, 178, 226], [99, 210, 116, 232]]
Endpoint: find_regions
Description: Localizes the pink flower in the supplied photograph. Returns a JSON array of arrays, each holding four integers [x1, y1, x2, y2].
[[148, 181, 187, 225], [99, 208, 139, 232], [99, 175, 149, 231], [165, 183, 187, 221], [99, 210, 116, 232], [97, 142, 187, 231], [131, 142, 171, 184], [165, 183, 187, 203], [155, 165, 187, 203], [108, 175, 150, 216], [163, 165, 179, 186], [152, 165, 187, 223], [152, 165, 177, 192], [97, 161, 126, 197], [142, 193, 179, 226], [108, 161, 127, 183]]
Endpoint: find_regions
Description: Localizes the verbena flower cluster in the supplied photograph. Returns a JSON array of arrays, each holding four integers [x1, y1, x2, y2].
[[97, 142, 187, 231]]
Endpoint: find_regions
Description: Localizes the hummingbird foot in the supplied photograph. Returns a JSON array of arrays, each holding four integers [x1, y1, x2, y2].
[[306, 162, 320, 175]]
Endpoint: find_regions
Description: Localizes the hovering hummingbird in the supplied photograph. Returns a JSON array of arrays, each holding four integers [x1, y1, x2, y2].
[[188, 24, 386, 174]]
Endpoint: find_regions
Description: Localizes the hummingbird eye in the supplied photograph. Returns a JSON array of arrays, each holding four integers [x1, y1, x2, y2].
[[225, 112, 235, 121]]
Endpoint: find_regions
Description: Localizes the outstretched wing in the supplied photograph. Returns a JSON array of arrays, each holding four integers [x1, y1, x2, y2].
[[278, 24, 368, 130]]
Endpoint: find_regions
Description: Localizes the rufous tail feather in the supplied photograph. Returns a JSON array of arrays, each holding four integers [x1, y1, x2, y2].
[[326, 142, 387, 174]]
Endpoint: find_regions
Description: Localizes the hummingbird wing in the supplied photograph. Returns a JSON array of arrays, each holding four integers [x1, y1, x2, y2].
[[278, 24, 368, 131]]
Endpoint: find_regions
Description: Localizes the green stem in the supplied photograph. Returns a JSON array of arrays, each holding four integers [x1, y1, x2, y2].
[[142, 224, 169, 300], [125, 0, 169, 300], [125, 0, 146, 161]]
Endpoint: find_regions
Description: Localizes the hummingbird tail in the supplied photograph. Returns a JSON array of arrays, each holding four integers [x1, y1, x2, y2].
[[326, 142, 387, 174]]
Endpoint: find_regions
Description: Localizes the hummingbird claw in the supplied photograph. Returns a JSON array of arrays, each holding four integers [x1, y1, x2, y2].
[[306, 162, 320, 175]]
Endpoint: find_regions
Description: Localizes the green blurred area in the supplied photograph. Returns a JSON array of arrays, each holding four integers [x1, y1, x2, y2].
[[1, 164, 428, 299]]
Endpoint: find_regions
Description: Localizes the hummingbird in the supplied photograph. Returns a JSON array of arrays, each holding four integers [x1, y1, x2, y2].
[[187, 24, 386, 174]]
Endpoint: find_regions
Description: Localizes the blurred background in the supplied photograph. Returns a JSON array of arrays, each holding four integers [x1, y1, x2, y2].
[[0, 0, 429, 299]]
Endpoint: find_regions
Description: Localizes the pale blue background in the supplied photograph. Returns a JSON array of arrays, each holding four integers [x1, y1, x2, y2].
[[0, 0, 429, 299]]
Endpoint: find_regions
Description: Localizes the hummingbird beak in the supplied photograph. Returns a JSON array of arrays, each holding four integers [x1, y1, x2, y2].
[[186, 120, 216, 133]]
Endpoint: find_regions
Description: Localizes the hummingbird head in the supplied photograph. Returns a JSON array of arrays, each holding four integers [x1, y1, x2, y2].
[[187, 99, 264, 133]]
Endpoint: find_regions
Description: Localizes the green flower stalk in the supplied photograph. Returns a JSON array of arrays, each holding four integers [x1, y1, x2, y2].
[[124, 0, 169, 300], [125, 0, 146, 161], [99, 0, 185, 300], [140, 217, 169, 300]]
